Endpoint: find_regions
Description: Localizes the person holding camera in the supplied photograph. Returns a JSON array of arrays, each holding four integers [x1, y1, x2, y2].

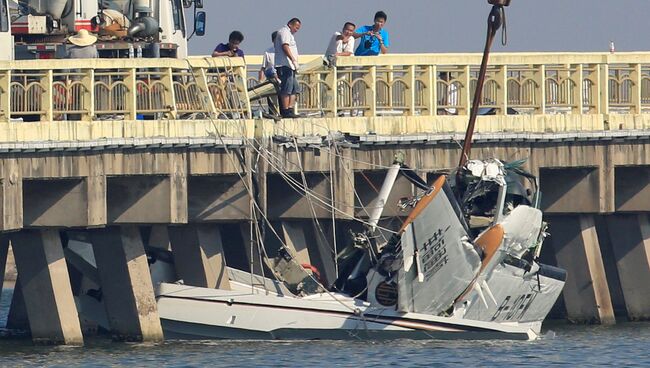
[[354, 11, 390, 56], [212, 30, 245, 58]]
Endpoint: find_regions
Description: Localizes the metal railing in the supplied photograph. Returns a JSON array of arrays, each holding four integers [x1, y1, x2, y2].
[[2, 52, 650, 123], [0, 57, 251, 122], [247, 52, 650, 117]]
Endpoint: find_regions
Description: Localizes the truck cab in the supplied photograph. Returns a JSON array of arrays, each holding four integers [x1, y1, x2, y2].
[[0, 0, 12, 60], [10, 0, 203, 59]]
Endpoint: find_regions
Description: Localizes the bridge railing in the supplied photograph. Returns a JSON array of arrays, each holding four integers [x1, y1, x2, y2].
[[0, 57, 251, 122], [2, 53, 650, 124], [246, 52, 650, 117]]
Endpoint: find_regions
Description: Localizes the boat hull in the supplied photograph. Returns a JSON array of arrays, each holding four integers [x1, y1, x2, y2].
[[156, 283, 537, 341]]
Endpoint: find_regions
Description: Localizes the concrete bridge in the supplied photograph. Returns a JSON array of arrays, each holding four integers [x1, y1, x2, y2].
[[1, 52, 650, 344]]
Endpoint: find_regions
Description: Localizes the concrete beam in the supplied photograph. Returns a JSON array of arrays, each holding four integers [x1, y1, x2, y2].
[[168, 225, 231, 290], [354, 171, 413, 219], [549, 215, 615, 324], [23, 179, 89, 227], [267, 173, 333, 219], [605, 214, 650, 320], [0, 158, 22, 231], [11, 230, 83, 345], [188, 175, 251, 222], [333, 148, 355, 219], [90, 226, 163, 342], [107, 176, 185, 224], [541, 167, 601, 213], [87, 155, 107, 226], [615, 166, 650, 212]]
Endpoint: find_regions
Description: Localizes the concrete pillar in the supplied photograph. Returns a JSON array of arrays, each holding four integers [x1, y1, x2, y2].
[[0, 158, 23, 231], [169, 225, 231, 290], [6, 276, 29, 331], [281, 222, 312, 265], [550, 215, 616, 324], [11, 230, 84, 345], [149, 225, 172, 251], [87, 155, 107, 226], [90, 226, 163, 342], [0, 236, 7, 301], [240, 222, 265, 276], [606, 214, 650, 321], [309, 221, 338, 286]]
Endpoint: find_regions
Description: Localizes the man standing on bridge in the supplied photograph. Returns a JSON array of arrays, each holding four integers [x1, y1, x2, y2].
[[354, 11, 390, 56], [274, 18, 302, 119]]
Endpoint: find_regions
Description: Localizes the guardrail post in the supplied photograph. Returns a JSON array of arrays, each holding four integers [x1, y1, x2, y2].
[[424, 65, 437, 116], [0, 70, 10, 122], [585, 65, 599, 114], [236, 66, 252, 118], [407, 65, 416, 116], [572, 64, 584, 115], [195, 67, 218, 117], [41, 70, 53, 122], [599, 64, 610, 115], [365, 66, 377, 117], [534, 64, 546, 114], [162, 67, 178, 119], [81, 69, 94, 121], [631, 63, 643, 114], [496, 65, 508, 115], [325, 67, 338, 116], [124, 67, 137, 120], [460, 65, 472, 115]]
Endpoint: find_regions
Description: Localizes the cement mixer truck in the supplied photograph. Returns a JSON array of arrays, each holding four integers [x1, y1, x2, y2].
[[8, 0, 206, 60], [0, 0, 11, 59]]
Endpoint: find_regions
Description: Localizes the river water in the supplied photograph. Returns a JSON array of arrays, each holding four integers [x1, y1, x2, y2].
[[0, 286, 648, 367]]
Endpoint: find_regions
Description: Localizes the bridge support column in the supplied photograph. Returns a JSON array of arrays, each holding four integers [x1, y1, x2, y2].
[[169, 225, 230, 290], [6, 276, 29, 331], [0, 236, 7, 302], [281, 221, 337, 286], [606, 214, 650, 320], [90, 226, 163, 342], [281, 222, 312, 265], [550, 215, 615, 324], [11, 230, 83, 345]]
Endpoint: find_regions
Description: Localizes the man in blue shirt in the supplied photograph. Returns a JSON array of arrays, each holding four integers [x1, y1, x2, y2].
[[212, 30, 245, 58], [354, 11, 390, 56]]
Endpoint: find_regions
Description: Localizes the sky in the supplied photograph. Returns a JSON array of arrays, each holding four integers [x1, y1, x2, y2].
[[187, 0, 649, 56]]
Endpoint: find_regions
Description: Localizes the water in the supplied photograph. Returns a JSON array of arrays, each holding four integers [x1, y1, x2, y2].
[[1, 286, 649, 367]]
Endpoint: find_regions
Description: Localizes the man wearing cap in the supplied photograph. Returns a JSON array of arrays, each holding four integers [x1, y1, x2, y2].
[[66, 29, 99, 59]]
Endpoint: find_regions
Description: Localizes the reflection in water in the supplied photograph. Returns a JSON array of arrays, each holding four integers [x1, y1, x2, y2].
[[0, 285, 648, 366]]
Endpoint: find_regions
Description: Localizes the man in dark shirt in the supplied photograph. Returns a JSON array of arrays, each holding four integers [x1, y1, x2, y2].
[[212, 30, 245, 58]]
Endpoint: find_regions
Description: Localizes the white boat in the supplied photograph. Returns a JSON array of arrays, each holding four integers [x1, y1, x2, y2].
[[156, 283, 538, 341], [154, 159, 565, 341]]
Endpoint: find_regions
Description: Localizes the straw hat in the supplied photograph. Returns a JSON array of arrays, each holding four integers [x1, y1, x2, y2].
[[68, 29, 98, 47]]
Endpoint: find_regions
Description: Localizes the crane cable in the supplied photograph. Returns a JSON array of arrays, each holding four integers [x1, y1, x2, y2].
[[457, 4, 509, 170]]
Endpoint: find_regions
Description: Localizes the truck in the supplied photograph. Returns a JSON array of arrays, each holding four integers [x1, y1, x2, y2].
[[0, 0, 11, 59], [4, 0, 206, 60]]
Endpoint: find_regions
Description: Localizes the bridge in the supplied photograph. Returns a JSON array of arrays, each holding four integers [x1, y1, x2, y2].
[[0, 52, 649, 344]]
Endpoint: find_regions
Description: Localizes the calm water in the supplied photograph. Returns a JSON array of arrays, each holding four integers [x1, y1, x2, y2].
[[1, 286, 649, 367]]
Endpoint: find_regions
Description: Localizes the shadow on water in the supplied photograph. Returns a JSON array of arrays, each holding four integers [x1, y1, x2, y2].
[[0, 284, 649, 366]]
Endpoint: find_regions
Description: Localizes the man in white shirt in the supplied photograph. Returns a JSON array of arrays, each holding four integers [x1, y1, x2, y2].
[[259, 31, 278, 82], [274, 18, 301, 119], [325, 22, 356, 66]]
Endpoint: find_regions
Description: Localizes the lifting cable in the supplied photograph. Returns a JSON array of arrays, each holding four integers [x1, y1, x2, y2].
[[458, 2, 511, 170]]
